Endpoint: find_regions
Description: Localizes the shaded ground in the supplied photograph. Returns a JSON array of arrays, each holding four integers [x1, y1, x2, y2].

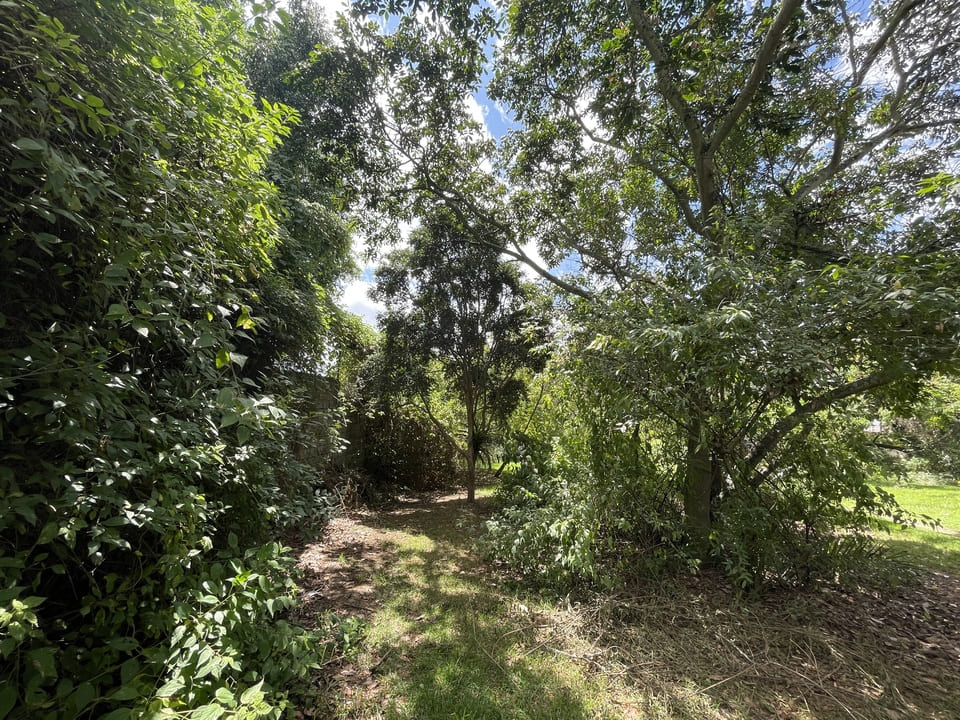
[[293, 492, 960, 720]]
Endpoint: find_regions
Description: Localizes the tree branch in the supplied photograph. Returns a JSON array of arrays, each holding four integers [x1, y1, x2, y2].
[[623, 0, 704, 151], [853, 0, 926, 88], [746, 363, 921, 475], [552, 90, 705, 236], [707, 0, 804, 154], [414, 175, 596, 299]]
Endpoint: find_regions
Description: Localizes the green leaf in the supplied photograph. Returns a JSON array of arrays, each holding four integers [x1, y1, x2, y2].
[[239, 681, 264, 705], [27, 647, 57, 678], [0, 685, 17, 720], [72, 682, 96, 713], [155, 678, 185, 698], [36, 522, 59, 545], [12, 137, 47, 152], [215, 349, 230, 368], [106, 303, 129, 320], [190, 704, 224, 720], [109, 685, 139, 701], [101, 710, 132, 720], [106, 636, 139, 651], [120, 657, 140, 685], [213, 687, 235, 707]]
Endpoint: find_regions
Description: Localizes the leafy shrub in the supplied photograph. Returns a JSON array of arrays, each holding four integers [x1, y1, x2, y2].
[[709, 415, 902, 589], [484, 375, 689, 588], [484, 366, 903, 592], [0, 1, 328, 717]]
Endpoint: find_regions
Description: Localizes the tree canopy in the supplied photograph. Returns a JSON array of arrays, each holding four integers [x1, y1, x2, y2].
[[355, 0, 960, 581]]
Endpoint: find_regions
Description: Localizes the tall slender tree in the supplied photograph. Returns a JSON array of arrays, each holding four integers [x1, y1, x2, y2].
[[375, 214, 545, 501]]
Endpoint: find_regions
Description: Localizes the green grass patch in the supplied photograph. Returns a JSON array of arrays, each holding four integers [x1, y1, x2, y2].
[[876, 480, 960, 531], [350, 499, 624, 720], [869, 479, 960, 574], [881, 526, 960, 575]]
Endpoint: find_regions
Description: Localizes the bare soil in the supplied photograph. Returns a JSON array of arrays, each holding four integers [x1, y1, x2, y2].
[[293, 492, 468, 621]]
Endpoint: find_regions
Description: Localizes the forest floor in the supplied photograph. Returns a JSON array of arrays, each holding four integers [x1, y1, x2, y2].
[[291, 490, 960, 720]]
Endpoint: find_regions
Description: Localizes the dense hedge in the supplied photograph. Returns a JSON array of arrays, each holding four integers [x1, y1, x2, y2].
[[0, 2, 328, 717]]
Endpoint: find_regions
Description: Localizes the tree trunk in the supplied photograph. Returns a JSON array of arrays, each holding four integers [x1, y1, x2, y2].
[[465, 375, 476, 503], [683, 422, 713, 556], [466, 448, 476, 502]]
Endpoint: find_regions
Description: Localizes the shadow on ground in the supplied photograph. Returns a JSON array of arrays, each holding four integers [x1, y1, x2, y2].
[[316, 493, 960, 720], [359, 495, 621, 720]]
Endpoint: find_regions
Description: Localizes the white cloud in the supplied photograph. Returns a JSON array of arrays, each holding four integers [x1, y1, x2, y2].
[[517, 239, 548, 283], [464, 94, 492, 138], [342, 219, 418, 327], [339, 274, 384, 327]]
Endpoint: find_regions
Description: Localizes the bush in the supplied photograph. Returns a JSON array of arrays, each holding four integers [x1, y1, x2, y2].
[[0, 2, 327, 716], [483, 367, 903, 592], [483, 385, 689, 588]]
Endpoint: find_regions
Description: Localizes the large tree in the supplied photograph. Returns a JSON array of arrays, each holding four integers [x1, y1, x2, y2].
[[243, 0, 379, 374], [356, 0, 960, 572], [375, 214, 545, 501]]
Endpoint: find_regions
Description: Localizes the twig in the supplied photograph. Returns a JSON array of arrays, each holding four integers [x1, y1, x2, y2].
[[700, 664, 758, 693], [370, 647, 394, 671]]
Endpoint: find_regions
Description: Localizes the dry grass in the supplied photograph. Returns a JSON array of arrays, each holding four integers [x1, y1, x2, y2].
[[561, 571, 960, 720]]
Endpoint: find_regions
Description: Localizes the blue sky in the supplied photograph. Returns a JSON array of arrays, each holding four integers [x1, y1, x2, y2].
[[322, 0, 516, 326]]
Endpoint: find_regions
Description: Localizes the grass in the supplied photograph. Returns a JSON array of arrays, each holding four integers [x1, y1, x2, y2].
[[877, 480, 960, 531], [322, 487, 960, 720], [336, 489, 629, 719], [872, 477, 960, 574]]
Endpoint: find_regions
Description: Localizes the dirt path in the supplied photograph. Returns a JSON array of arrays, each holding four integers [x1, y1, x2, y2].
[[294, 491, 472, 620], [292, 492, 489, 717]]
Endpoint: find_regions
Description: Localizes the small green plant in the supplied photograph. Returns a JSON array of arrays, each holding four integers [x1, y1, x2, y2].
[[319, 613, 368, 658]]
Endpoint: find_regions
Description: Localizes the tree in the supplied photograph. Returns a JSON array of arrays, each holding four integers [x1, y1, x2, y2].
[[243, 0, 378, 375], [357, 0, 960, 579], [0, 1, 325, 715], [375, 214, 545, 501]]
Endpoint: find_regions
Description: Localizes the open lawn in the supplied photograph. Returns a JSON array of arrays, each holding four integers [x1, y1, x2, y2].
[[874, 480, 960, 574]]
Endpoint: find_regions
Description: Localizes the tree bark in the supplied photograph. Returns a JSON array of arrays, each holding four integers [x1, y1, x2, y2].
[[465, 374, 477, 503], [683, 421, 713, 555]]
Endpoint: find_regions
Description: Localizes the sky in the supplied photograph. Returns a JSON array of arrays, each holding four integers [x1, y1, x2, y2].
[[309, 0, 514, 327]]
